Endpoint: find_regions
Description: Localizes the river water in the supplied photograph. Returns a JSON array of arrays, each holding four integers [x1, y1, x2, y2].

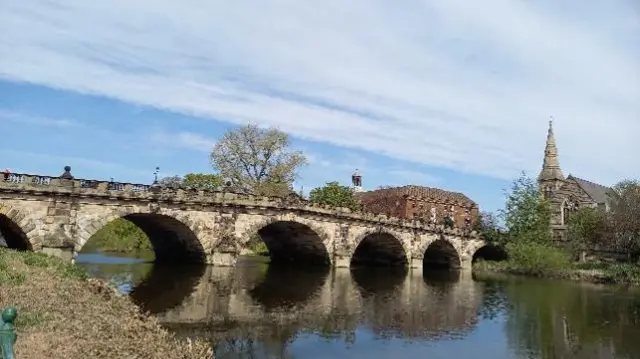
[[76, 252, 640, 359]]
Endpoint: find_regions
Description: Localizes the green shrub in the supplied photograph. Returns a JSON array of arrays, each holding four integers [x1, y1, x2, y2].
[[504, 242, 572, 276]]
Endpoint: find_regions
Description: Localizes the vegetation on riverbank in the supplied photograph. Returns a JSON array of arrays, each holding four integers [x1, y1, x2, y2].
[[474, 173, 640, 285], [0, 248, 212, 359]]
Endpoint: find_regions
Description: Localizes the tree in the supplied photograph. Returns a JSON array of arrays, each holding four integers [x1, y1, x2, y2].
[[499, 172, 551, 244], [567, 206, 609, 256], [183, 173, 224, 190], [210, 124, 307, 197], [158, 173, 225, 189], [309, 181, 361, 211], [608, 179, 640, 253], [158, 175, 183, 188], [475, 211, 506, 246]]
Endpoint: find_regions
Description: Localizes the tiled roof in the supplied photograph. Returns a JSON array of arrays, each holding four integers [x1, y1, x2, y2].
[[568, 175, 616, 205], [357, 185, 477, 207]]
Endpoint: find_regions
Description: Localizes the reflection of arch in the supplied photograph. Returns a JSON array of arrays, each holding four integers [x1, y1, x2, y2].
[[472, 245, 508, 263], [351, 266, 407, 298], [0, 205, 38, 250], [240, 217, 331, 266], [78, 210, 206, 264], [423, 238, 461, 269], [351, 230, 408, 267], [249, 264, 329, 311], [129, 264, 207, 314]]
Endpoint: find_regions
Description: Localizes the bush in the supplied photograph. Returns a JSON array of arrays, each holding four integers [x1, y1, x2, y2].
[[504, 242, 572, 276]]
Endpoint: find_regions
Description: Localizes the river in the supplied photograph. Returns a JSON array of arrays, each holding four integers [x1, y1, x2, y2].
[[76, 252, 640, 359]]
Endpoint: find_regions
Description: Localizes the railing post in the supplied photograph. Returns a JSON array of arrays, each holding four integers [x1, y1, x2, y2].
[[0, 307, 17, 359]]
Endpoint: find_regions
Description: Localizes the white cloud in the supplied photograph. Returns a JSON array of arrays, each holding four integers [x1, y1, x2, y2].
[[150, 131, 215, 153], [0, 109, 79, 128], [1, 0, 638, 184]]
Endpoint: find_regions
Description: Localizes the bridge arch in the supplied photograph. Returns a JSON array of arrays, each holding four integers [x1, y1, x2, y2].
[[0, 204, 38, 250], [239, 216, 332, 266], [77, 208, 206, 263], [422, 236, 462, 269], [470, 242, 508, 263], [350, 229, 408, 267]]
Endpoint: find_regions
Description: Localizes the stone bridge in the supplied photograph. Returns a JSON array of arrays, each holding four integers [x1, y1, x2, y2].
[[0, 168, 494, 270]]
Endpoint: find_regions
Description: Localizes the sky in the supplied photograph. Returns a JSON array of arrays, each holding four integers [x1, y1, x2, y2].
[[0, 0, 638, 213]]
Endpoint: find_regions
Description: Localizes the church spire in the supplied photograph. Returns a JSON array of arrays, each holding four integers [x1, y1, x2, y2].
[[538, 119, 564, 182]]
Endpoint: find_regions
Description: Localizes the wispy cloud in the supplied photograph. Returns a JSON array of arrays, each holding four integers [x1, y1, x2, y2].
[[1, 0, 638, 184], [150, 131, 215, 153], [0, 109, 80, 128]]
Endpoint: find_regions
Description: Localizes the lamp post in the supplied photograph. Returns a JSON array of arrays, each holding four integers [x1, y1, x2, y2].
[[153, 166, 160, 185]]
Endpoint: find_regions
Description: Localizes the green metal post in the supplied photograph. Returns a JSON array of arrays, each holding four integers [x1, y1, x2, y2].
[[0, 307, 17, 359]]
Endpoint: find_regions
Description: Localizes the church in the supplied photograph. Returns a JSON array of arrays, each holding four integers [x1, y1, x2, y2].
[[537, 121, 617, 241]]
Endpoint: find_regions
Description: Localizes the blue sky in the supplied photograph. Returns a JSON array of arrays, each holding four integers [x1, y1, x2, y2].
[[1, 0, 638, 213]]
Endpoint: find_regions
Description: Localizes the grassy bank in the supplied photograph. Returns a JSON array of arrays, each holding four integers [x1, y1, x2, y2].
[[0, 248, 212, 359], [474, 259, 640, 285]]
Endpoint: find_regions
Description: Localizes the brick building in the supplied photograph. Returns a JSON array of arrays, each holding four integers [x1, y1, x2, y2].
[[355, 185, 479, 228]]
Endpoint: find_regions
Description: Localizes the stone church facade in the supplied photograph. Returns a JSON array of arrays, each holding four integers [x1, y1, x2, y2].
[[537, 121, 616, 241]]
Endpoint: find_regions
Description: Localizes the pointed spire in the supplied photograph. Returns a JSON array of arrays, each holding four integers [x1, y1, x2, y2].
[[538, 118, 564, 181]]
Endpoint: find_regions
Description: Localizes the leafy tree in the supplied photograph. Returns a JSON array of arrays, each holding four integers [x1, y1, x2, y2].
[[210, 124, 307, 197], [309, 181, 361, 211], [608, 179, 640, 252], [159, 173, 225, 189], [158, 175, 183, 188], [499, 172, 551, 244], [567, 206, 609, 257], [475, 211, 506, 246], [183, 173, 224, 189]]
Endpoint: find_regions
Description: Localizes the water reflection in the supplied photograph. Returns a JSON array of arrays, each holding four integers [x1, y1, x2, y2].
[[76, 254, 640, 359]]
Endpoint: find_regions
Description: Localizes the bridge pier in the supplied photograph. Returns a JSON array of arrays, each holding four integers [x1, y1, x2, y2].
[[333, 254, 352, 268]]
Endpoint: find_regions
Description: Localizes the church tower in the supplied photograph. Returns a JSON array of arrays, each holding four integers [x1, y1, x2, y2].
[[538, 120, 565, 196]]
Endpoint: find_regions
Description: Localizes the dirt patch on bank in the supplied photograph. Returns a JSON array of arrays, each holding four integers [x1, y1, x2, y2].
[[0, 249, 212, 359]]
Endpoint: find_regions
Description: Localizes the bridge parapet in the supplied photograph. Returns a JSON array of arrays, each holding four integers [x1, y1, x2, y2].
[[0, 171, 479, 238]]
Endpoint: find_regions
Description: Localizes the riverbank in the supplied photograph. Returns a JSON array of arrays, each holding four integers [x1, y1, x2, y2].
[[0, 248, 212, 359], [473, 260, 640, 286]]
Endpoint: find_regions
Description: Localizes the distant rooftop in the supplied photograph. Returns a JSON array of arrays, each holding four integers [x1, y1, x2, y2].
[[568, 175, 616, 205], [357, 185, 476, 207]]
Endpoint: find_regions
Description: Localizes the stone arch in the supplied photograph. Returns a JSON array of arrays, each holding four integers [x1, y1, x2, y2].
[[76, 207, 206, 264], [422, 235, 462, 269], [238, 215, 332, 266], [471, 243, 508, 263], [0, 204, 39, 250], [350, 229, 408, 267]]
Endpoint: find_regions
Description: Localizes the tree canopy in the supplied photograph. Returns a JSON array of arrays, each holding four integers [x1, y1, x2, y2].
[[159, 173, 224, 189], [309, 181, 361, 211], [210, 124, 307, 197], [608, 179, 640, 252], [499, 172, 551, 244]]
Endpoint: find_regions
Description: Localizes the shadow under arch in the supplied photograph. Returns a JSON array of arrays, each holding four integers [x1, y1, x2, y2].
[[351, 266, 408, 298], [248, 263, 330, 311], [423, 238, 461, 270], [82, 213, 206, 264], [351, 231, 408, 267], [0, 213, 32, 250], [129, 263, 207, 314], [472, 244, 508, 263], [252, 220, 331, 266]]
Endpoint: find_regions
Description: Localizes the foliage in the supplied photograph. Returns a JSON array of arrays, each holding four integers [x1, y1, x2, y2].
[[499, 172, 551, 245], [474, 211, 507, 246], [608, 179, 640, 252], [210, 124, 307, 197], [567, 206, 609, 255], [158, 175, 183, 187], [183, 173, 224, 189], [82, 218, 152, 253], [159, 173, 225, 189], [503, 242, 572, 276], [309, 181, 361, 211]]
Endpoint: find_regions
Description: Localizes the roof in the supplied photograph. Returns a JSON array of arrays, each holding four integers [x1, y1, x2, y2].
[[568, 175, 616, 205], [357, 185, 477, 207]]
